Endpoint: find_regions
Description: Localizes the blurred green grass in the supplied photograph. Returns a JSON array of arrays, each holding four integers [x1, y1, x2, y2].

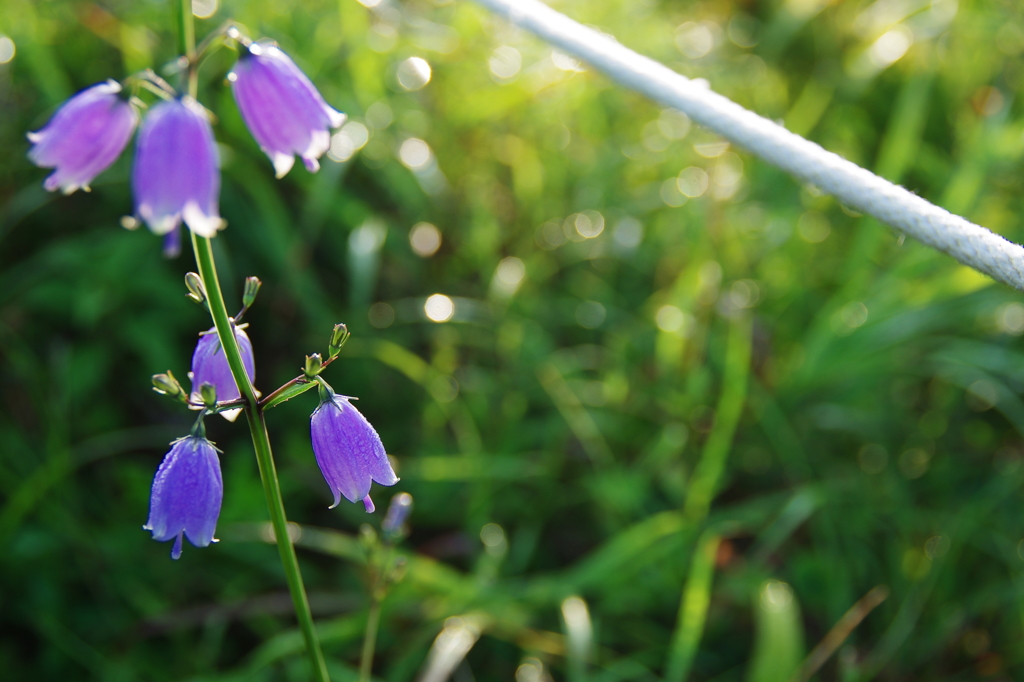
[[3, 0, 1024, 679]]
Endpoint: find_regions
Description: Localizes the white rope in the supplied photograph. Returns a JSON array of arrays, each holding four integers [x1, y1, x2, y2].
[[471, 0, 1024, 291]]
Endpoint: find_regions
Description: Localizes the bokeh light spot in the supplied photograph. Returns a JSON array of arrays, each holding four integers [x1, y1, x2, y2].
[[400, 138, 432, 170], [410, 222, 442, 257], [328, 121, 369, 162], [489, 46, 522, 80], [576, 301, 606, 329], [397, 57, 432, 91], [192, 0, 218, 18], [0, 36, 15, 64], [425, 294, 455, 322]]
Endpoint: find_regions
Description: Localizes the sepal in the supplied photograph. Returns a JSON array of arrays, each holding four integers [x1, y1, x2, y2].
[[185, 272, 206, 305], [152, 371, 188, 403], [242, 276, 262, 311], [304, 353, 323, 379]]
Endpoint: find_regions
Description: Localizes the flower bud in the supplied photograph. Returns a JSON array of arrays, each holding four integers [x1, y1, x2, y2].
[[185, 272, 206, 305], [152, 371, 187, 401], [199, 382, 218, 408], [242, 276, 262, 310], [328, 323, 349, 358], [304, 353, 323, 378]]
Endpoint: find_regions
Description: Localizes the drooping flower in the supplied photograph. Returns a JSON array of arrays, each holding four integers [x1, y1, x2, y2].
[[132, 97, 223, 237], [310, 391, 398, 512], [228, 43, 346, 178], [144, 436, 223, 560], [190, 325, 256, 421], [27, 80, 139, 194]]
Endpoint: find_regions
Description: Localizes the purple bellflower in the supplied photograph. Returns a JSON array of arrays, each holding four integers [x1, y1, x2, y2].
[[310, 390, 398, 513], [190, 326, 256, 422], [133, 97, 223, 238], [228, 43, 346, 178], [27, 81, 139, 194], [144, 436, 223, 560]]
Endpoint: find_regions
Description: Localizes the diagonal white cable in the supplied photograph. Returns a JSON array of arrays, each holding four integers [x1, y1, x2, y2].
[[471, 0, 1024, 291]]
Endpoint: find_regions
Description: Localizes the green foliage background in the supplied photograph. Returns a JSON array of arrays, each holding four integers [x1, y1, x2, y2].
[[3, 0, 1024, 679]]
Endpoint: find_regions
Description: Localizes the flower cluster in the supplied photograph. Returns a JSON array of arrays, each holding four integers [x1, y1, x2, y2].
[[27, 32, 345, 250], [146, 317, 398, 559], [29, 28, 400, 560]]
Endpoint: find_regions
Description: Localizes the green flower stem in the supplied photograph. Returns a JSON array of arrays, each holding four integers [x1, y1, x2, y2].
[[177, 6, 328, 679], [191, 233, 330, 682], [176, 0, 198, 98], [359, 597, 381, 682], [359, 541, 395, 682]]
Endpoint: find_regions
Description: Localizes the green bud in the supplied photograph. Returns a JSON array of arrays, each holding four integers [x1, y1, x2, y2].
[[152, 371, 187, 402], [184, 272, 206, 305], [242, 276, 263, 310], [328, 323, 350, 358], [199, 382, 218, 408], [304, 353, 323, 378]]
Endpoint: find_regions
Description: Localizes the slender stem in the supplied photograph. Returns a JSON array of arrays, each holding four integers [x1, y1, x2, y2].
[[260, 356, 340, 409], [260, 377, 315, 409], [177, 0, 198, 98], [193, 19, 237, 62], [787, 586, 889, 682], [191, 236, 330, 682], [665, 532, 722, 682], [682, 313, 752, 523], [359, 597, 381, 682], [177, 5, 327, 679]]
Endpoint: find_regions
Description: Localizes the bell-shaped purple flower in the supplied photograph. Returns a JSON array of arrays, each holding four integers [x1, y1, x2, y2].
[[190, 326, 256, 422], [310, 393, 398, 512], [144, 436, 223, 560], [133, 97, 223, 237], [228, 43, 346, 178], [27, 80, 139, 194]]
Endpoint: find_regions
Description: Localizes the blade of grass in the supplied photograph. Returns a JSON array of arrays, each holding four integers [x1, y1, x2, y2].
[[665, 530, 721, 682]]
